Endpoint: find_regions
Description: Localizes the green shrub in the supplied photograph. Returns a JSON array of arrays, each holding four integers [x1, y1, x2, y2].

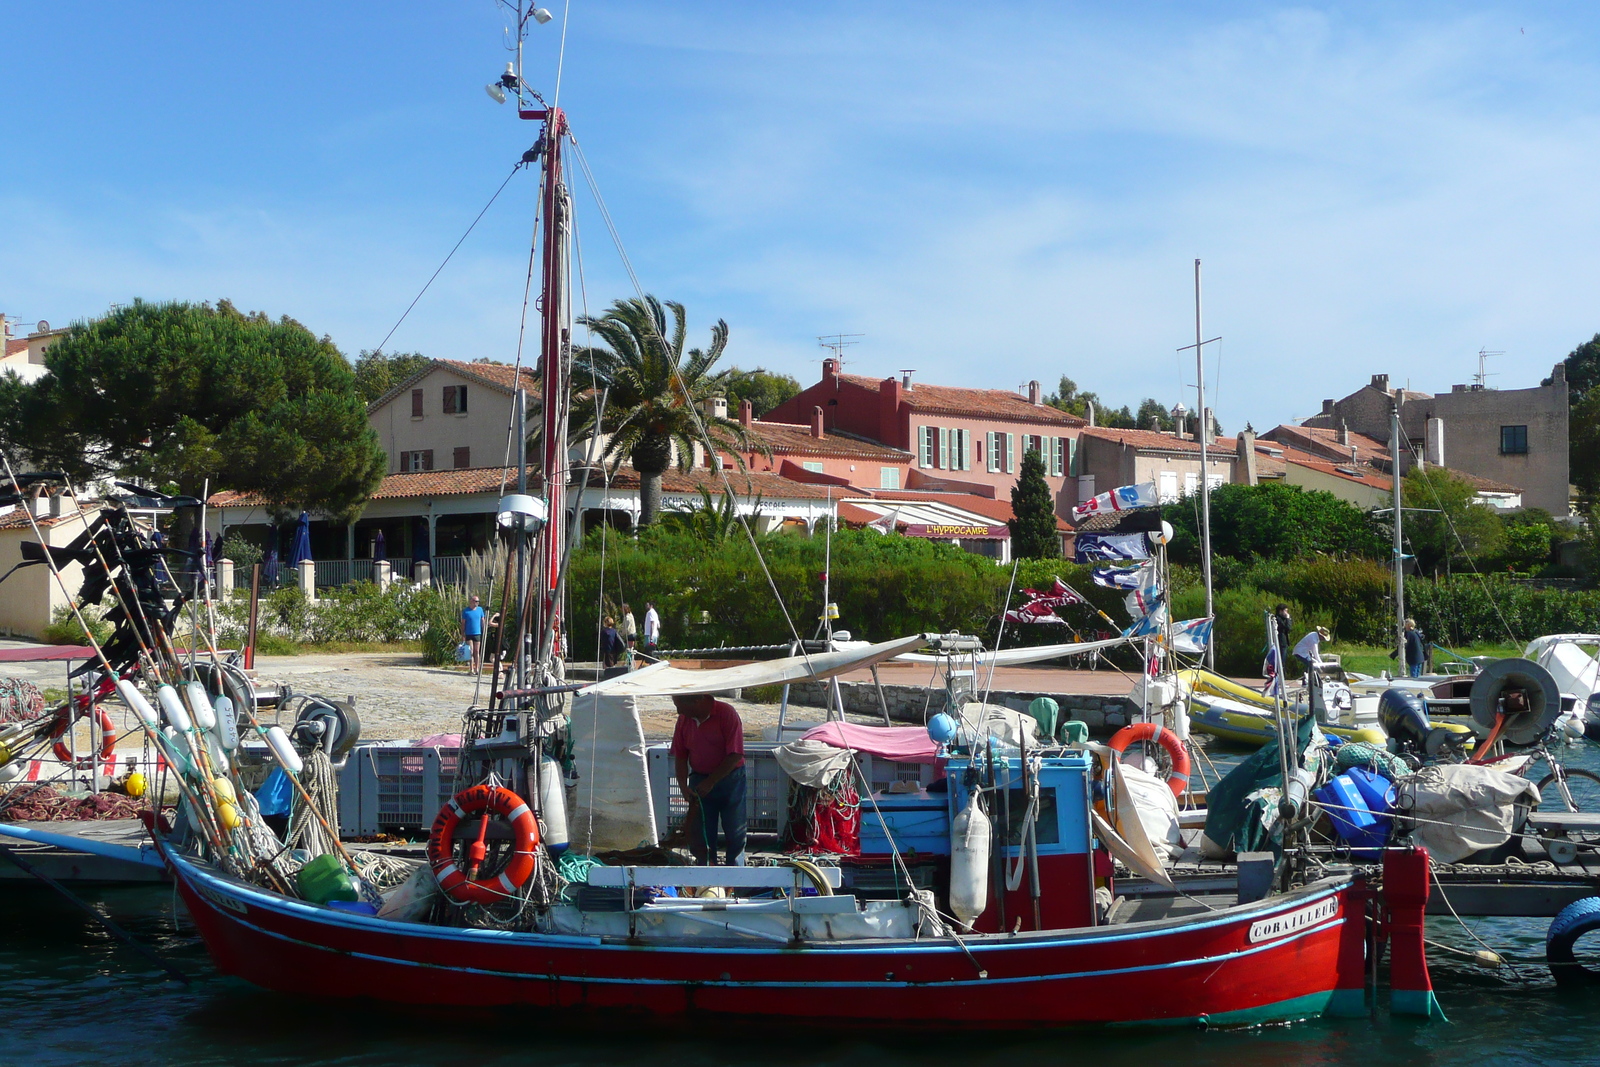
[[1170, 585, 1334, 676], [219, 533, 263, 574], [420, 586, 470, 666], [41, 604, 113, 646]]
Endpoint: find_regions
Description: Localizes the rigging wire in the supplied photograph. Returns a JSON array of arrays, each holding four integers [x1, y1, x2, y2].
[[371, 162, 526, 356], [566, 134, 816, 664]]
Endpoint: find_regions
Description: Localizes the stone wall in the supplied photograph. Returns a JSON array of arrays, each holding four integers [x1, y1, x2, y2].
[[783, 678, 1139, 734]]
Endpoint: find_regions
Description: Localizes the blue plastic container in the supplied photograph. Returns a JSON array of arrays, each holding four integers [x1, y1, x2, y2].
[[1314, 773, 1390, 858], [1344, 766, 1397, 815]]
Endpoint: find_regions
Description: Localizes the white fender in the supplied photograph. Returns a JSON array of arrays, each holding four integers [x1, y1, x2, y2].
[[265, 725, 303, 776], [155, 685, 192, 733], [185, 682, 217, 730], [116, 680, 160, 728], [949, 792, 991, 929], [214, 696, 239, 751], [538, 754, 569, 854]]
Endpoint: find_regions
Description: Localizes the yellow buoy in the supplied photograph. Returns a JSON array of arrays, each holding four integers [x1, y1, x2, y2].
[[124, 772, 147, 798], [212, 777, 237, 804], [217, 800, 242, 830]]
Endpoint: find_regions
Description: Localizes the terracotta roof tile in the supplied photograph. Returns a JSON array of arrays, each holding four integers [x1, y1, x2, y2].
[[0, 505, 96, 530], [1078, 426, 1239, 454], [1448, 469, 1522, 494], [1286, 455, 1393, 490], [367, 359, 539, 413], [836, 374, 1086, 427], [1264, 423, 1390, 462], [4, 338, 27, 358], [740, 422, 912, 461]]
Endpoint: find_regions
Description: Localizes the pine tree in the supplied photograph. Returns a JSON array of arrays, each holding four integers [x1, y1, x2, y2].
[[1008, 448, 1059, 559]]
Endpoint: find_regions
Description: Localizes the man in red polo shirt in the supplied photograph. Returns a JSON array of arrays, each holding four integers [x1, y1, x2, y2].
[[671, 693, 746, 866]]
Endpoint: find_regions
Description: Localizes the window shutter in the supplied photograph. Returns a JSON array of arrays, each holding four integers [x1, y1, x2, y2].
[[411, 389, 423, 417], [1052, 437, 1063, 476], [453, 446, 470, 469], [987, 432, 999, 473], [1005, 433, 1015, 474], [442, 386, 456, 414], [423, 449, 434, 471], [937, 428, 949, 469], [961, 429, 972, 470], [918, 427, 931, 468]]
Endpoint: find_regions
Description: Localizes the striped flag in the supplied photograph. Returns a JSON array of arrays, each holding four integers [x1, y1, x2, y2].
[[1072, 481, 1159, 522]]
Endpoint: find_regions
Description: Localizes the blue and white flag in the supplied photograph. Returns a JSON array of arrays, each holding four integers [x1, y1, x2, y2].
[[1123, 602, 1167, 639], [1168, 617, 1214, 654], [1091, 563, 1152, 590], [1074, 533, 1151, 563], [1072, 481, 1160, 522], [1125, 585, 1161, 620]]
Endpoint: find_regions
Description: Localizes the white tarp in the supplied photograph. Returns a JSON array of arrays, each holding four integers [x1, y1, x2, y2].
[[895, 634, 1133, 667], [1397, 764, 1540, 864], [1117, 760, 1184, 860], [578, 634, 930, 698], [774, 738, 854, 788], [568, 691, 659, 852]]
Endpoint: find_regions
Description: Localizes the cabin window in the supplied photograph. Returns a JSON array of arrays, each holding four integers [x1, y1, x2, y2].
[[1500, 425, 1528, 455], [1001, 786, 1059, 845], [443, 385, 468, 414]]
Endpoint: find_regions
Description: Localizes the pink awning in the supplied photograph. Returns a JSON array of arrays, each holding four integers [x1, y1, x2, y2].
[[0, 645, 96, 663], [799, 722, 939, 765]]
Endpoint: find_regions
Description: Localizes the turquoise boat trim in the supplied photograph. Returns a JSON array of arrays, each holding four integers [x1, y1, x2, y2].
[[1322, 988, 1367, 1017], [1391, 988, 1448, 1021]]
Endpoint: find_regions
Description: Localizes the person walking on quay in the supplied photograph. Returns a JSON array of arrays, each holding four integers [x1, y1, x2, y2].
[[671, 693, 746, 866], [620, 603, 638, 666], [1274, 604, 1293, 660], [1402, 618, 1428, 679], [460, 594, 487, 674], [643, 601, 661, 656], [600, 616, 626, 670]]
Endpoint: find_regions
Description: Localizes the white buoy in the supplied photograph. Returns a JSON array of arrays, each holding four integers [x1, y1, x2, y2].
[[214, 696, 239, 751], [265, 726, 303, 775], [538, 755, 569, 854], [117, 680, 160, 728], [949, 791, 991, 929], [155, 685, 192, 733], [185, 682, 217, 730]]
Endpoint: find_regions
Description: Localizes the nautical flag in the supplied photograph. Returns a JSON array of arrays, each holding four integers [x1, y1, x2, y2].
[[866, 508, 901, 535], [1121, 564, 1161, 619], [1091, 563, 1152, 590], [1072, 481, 1159, 522], [1073, 533, 1151, 563], [1004, 578, 1082, 624], [1005, 599, 1069, 625], [1168, 617, 1214, 653], [1123, 602, 1167, 639]]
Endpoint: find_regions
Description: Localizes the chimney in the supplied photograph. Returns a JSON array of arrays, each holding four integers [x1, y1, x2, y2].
[[1338, 420, 1349, 446], [1553, 362, 1567, 383], [49, 491, 66, 518], [880, 376, 903, 446], [822, 358, 839, 384], [1027, 380, 1041, 406], [1452, 384, 1468, 393], [1425, 417, 1445, 468], [702, 396, 728, 421], [737, 398, 752, 427], [1370, 373, 1390, 393], [1202, 407, 1216, 446], [811, 405, 825, 439], [1236, 431, 1258, 486], [1321, 398, 1335, 416], [1147, 414, 1160, 431], [900, 369, 914, 390], [29, 489, 48, 518], [1085, 400, 1095, 427]]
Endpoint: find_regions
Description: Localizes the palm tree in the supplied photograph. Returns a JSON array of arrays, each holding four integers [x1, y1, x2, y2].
[[574, 296, 753, 526]]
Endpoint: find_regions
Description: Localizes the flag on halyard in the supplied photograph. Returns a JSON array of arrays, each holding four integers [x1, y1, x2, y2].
[[1071, 481, 1159, 522], [1123, 601, 1167, 639], [866, 508, 901, 535], [1167, 617, 1214, 653], [1073, 533, 1151, 563], [1091, 562, 1152, 590]]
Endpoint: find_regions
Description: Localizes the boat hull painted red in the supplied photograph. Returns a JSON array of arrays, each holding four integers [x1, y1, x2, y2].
[[169, 852, 1368, 1029]]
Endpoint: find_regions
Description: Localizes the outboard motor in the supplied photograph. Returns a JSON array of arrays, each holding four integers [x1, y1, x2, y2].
[[1378, 688, 1432, 753]]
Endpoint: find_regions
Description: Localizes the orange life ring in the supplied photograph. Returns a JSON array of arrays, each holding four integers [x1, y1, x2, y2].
[[427, 784, 541, 904], [1108, 722, 1191, 797], [50, 705, 118, 769]]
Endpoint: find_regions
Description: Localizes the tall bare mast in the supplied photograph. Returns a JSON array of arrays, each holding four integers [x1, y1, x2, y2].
[[1193, 260, 1215, 668], [1391, 394, 1406, 675]]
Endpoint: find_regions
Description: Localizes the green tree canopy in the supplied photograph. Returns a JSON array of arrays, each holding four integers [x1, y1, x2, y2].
[[1549, 332, 1600, 406], [1162, 482, 1385, 564], [1401, 467, 1507, 575], [719, 367, 801, 418], [574, 296, 751, 526], [0, 300, 386, 522], [352, 350, 433, 404], [1008, 447, 1060, 559]]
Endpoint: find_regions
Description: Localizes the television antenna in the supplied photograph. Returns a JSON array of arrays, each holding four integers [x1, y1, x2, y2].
[[817, 333, 863, 368], [1474, 347, 1503, 389]]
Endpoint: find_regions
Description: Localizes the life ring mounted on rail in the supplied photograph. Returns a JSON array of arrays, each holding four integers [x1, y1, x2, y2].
[[427, 784, 541, 904], [49, 704, 118, 770], [1107, 722, 1191, 797]]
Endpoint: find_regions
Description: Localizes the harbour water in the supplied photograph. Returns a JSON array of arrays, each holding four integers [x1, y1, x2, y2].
[[9, 741, 1600, 1066]]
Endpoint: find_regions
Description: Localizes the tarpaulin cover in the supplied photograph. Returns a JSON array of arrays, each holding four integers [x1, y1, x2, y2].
[[568, 691, 658, 852], [579, 634, 929, 698], [895, 634, 1132, 667], [799, 722, 940, 765], [1396, 764, 1540, 864]]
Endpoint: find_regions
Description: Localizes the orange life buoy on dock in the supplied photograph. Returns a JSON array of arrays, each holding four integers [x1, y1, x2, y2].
[[50, 705, 118, 769], [427, 784, 541, 904], [1108, 722, 1190, 797]]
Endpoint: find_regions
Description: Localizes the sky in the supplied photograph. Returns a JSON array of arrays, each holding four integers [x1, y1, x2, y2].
[[2, 1, 1598, 433]]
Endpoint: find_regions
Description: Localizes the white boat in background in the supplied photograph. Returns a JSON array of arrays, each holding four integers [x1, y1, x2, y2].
[[1523, 634, 1600, 740]]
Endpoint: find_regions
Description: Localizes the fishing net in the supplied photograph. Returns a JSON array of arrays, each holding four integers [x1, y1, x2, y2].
[[0, 679, 44, 723], [1334, 741, 1410, 781], [0, 784, 150, 822]]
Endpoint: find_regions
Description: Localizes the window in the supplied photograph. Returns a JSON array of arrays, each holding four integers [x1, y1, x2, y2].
[[880, 467, 899, 489], [453, 447, 471, 469], [401, 449, 434, 472], [443, 385, 468, 414], [1004, 433, 1016, 474], [950, 428, 970, 471], [1158, 471, 1179, 503], [1206, 472, 1225, 490], [937, 427, 950, 470], [918, 426, 934, 468], [1050, 437, 1066, 477], [801, 461, 825, 473], [411, 389, 423, 418], [986, 431, 1000, 473], [1183, 471, 1199, 495], [1500, 425, 1528, 455]]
